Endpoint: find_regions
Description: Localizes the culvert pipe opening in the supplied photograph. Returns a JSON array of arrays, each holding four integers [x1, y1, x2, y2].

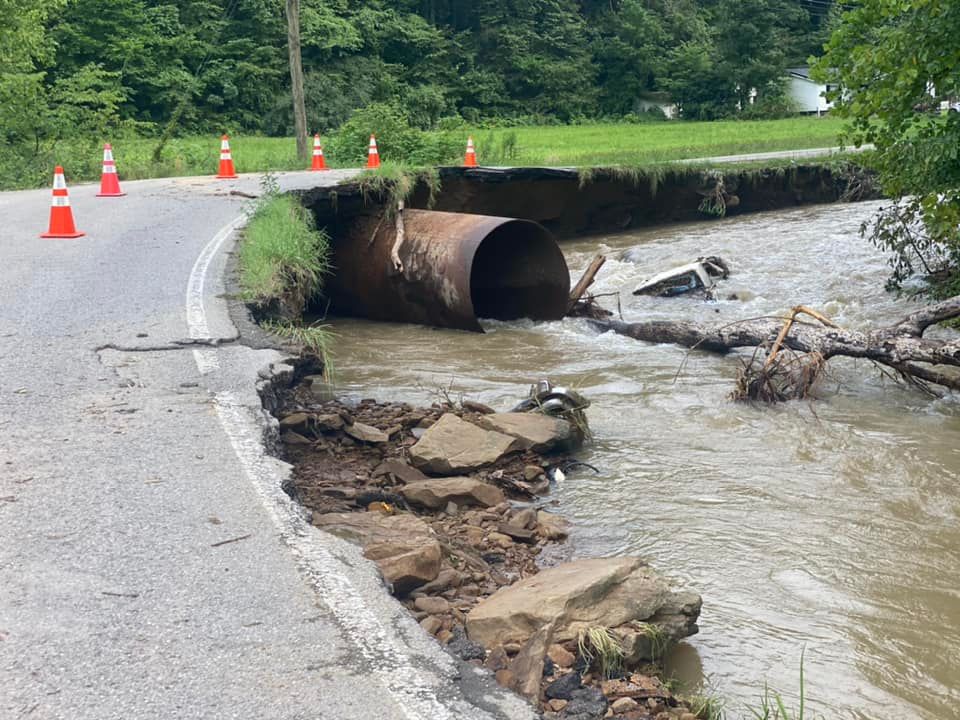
[[326, 209, 570, 331], [470, 221, 570, 322]]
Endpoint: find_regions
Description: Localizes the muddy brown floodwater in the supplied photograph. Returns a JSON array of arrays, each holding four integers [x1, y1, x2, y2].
[[325, 200, 960, 720]]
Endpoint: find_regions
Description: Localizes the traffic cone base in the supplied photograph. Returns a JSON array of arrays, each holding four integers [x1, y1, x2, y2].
[[311, 134, 328, 171], [366, 134, 381, 169], [41, 230, 85, 239], [217, 134, 238, 178], [97, 143, 126, 196], [41, 166, 85, 238]]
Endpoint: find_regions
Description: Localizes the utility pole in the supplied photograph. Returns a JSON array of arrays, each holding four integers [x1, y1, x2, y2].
[[285, 0, 308, 161]]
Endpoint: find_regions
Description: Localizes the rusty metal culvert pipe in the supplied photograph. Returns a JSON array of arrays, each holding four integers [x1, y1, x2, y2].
[[325, 209, 570, 332]]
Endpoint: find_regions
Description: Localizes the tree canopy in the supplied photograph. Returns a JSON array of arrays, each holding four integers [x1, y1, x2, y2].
[[816, 0, 960, 297], [1, 0, 834, 144]]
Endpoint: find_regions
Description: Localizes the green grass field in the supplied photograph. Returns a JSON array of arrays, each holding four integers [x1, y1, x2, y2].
[[468, 116, 845, 166], [10, 117, 846, 190]]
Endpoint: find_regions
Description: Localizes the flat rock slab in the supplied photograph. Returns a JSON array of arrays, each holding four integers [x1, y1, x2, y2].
[[344, 421, 389, 443], [372, 458, 429, 484], [312, 512, 441, 594], [401, 476, 505, 510], [409, 413, 520, 475], [473, 412, 573, 452], [466, 557, 669, 647]]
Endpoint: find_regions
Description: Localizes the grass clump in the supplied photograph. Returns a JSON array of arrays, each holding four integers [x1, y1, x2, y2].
[[238, 177, 330, 320], [747, 649, 816, 720], [238, 177, 335, 373], [634, 622, 670, 661], [577, 626, 625, 679], [354, 162, 442, 213], [260, 320, 335, 380], [687, 693, 727, 720]]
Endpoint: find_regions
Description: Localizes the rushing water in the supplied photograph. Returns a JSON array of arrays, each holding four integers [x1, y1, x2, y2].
[[328, 201, 960, 720]]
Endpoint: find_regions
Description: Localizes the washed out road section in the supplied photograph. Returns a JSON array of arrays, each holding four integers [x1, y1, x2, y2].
[[0, 172, 532, 720]]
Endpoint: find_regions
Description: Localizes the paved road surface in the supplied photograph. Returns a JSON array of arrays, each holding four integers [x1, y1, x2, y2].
[[0, 172, 533, 720], [677, 144, 870, 165]]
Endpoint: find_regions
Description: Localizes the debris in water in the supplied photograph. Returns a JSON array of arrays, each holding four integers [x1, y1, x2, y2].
[[632, 256, 730, 297], [510, 379, 591, 440]]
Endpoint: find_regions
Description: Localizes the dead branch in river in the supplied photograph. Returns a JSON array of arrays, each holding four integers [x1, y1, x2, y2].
[[590, 295, 960, 401]]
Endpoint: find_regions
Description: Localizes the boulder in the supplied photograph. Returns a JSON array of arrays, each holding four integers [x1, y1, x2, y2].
[[545, 671, 582, 700], [420, 616, 443, 635], [446, 626, 486, 661], [473, 412, 574, 452], [613, 591, 702, 664], [536, 510, 571, 541], [409, 413, 520, 474], [279, 412, 312, 431], [314, 413, 344, 431], [497, 522, 536, 543], [564, 687, 608, 719], [280, 430, 312, 445], [484, 645, 510, 672], [511, 507, 538, 530], [312, 512, 441, 594], [344, 421, 389, 444], [466, 558, 669, 648], [401, 477, 505, 510], [547, 643, 576, 669], [508, 622, 555, 701], [523, 465, 544, 481], [417, 568, 463, 594], [372, 458, 429, 484], [611, 697, 639, 714], [414, 596, 450, 615]]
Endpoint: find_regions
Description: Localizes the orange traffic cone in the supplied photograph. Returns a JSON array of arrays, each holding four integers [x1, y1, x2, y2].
[[366, 134, 381, 169], [464, 136, 478, 167], [216, 134, 238, 178], [96, 143, 125, 197], [310, 134, 328, 171], [41, 166, 84, 239]]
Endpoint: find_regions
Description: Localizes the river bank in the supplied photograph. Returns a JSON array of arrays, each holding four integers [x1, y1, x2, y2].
[[259, 362, 708, 719], [303, 201, 960, 720], [235, 160, 960, 719]]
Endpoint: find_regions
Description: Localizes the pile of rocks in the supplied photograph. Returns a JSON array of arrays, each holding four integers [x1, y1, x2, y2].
[[276, 389, 703, 720]]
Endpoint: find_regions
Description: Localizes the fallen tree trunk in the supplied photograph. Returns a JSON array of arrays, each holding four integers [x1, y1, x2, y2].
[[590, 296, 960, 399]]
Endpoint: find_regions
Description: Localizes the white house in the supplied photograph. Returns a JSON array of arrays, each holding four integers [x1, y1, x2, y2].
[[785, 67, 834, 115]]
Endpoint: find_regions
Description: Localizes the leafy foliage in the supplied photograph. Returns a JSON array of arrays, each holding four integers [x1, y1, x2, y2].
[[1, 0, 837, 186], [816, 0, 960, 297]]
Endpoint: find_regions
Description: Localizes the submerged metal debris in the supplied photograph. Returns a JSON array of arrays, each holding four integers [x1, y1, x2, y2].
[[511, 379, 591, 440], [632, 256, 730, 297]]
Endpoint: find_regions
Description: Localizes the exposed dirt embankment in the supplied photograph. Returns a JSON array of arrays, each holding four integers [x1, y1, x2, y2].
[[300, 164, 879, 241]]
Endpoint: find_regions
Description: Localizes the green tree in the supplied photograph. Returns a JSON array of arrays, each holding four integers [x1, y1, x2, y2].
[[0, 0, 65, 143], [816, 0, 960, 297], [710, 0, 805, 112]]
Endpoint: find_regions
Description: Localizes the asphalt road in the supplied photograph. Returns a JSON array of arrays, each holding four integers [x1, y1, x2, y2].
[[0, 171, 534, 720]]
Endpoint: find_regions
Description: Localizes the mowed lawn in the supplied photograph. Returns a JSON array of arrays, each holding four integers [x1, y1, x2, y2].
[[467, 117, 845, 166]]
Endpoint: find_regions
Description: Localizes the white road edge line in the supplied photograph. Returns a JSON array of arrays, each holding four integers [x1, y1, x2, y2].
[[186, 217, 460, 720]]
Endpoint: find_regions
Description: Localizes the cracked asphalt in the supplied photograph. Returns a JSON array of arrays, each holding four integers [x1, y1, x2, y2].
[[0, 171, 534, 720]]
